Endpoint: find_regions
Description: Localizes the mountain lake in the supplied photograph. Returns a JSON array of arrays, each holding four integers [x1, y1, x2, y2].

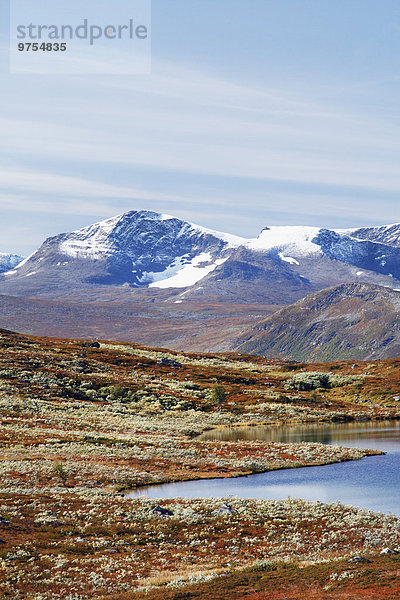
[[128, 420, 400, 516]]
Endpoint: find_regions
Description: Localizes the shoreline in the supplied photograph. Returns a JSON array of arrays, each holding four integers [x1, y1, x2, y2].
[[1, 330, 400, 599]]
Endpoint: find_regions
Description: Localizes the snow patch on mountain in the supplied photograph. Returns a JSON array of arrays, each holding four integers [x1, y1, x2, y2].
[[247, 226, 322, 257], [7, 250, 41, 273], [145, 253, 228, 289], [278, 252, 300, 265]]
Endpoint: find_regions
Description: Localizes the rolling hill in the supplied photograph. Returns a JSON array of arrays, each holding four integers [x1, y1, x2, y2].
[[237, 282, 400, 361]]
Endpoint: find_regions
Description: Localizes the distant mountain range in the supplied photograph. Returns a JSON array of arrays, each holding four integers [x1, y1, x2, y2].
[[1, 210, 400, 300], [0, 253, 24, 274], [0, 210, 399, 360]]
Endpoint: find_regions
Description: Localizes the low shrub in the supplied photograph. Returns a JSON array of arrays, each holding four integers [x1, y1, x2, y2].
[[284, 372, 363, 391]]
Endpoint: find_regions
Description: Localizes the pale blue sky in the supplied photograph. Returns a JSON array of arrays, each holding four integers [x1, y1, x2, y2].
[[1, 0, 400, 254]]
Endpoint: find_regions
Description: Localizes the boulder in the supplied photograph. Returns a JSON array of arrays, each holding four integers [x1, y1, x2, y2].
[[157, 358, 182, 368], [152, 505, 174, 517], [217, 504, 237, 515], [82, 341, 100, 348], [348, 556, 371, 563]]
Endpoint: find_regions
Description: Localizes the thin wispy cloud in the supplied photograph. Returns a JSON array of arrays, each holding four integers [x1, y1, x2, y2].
[[0, 167, 189, 202], [0, 0, 398, 256], [1, 62, 400, 194]]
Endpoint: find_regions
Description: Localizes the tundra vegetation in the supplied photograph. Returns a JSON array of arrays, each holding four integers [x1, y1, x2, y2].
[[0, 328, 400, 599]]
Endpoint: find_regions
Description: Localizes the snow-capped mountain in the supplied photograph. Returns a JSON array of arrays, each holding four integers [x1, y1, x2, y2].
[[1, 210, 400, 301], [0, 253, 24, 274], [0, 210, 245, 294], [175, 224, 400, 304]]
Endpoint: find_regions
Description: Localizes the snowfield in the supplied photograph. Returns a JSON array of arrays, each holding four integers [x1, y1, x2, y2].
[[145, 253, 228, 289], [247, 226, 323, 258]]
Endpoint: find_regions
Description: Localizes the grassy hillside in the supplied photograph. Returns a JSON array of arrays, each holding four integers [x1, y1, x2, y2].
[[237, 283, 400, 361]]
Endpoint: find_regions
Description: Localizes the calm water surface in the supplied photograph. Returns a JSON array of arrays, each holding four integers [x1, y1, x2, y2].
[[128, 421, 400, 516]]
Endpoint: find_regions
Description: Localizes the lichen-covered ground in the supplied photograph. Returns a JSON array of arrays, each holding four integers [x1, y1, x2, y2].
[[0, 328, 399, 599], [3, 495, 400, 600]]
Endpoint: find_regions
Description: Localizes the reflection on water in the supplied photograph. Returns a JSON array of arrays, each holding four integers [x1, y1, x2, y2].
[[199, 420, 400, 452], [128, 420, 400, 516]]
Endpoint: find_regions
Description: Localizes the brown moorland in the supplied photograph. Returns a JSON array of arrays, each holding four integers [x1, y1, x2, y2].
[[0, 328, 400, 599]]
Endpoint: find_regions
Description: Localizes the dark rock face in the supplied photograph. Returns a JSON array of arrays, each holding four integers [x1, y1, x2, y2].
[[350, 224, 400, 248], [68, 211, 230, 286], [313, 229, 400, 279]]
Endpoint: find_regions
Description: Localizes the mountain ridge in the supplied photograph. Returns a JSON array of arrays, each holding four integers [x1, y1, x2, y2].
[[1, 210, 400, 300], [236, 282, 400, 361], [1, 210, 400, 360]]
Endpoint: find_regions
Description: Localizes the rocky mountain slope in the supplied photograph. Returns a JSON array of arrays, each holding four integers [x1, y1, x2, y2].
[[236, 282, 400, 361], [181, 226, 400, 304], [346, 223, 400, 247]]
